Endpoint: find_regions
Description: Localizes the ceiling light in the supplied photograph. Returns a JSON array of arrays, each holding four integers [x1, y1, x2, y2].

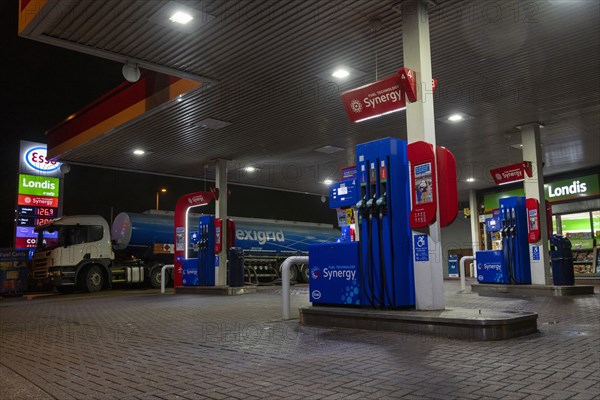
[[437, 113, 474, 124], [332, 69, 350, 79], [315, 145, 345, 154], [466, 178, 475, 182], [323, 179, 335, 185], [244, 166, 257, 172], [196, 118, 231, 130], [317, 66, 365, 82], [170, 11, 193, 24], [133, 149, 145, 156]]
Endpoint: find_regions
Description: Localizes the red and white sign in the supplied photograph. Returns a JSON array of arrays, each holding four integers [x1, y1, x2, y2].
[[340, 74, 406, 123], [399, 68, 417, 102], [15, 237, 37, 249], [341, 69, 438, 123], [18, 194, 59, 208], [490, 162, 533, 185]]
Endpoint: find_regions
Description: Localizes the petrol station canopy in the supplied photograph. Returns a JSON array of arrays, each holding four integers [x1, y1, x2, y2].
[[18, 0, 600, 196]]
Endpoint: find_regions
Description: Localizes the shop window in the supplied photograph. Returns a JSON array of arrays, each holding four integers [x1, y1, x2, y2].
[[561, 211, 595, 275]]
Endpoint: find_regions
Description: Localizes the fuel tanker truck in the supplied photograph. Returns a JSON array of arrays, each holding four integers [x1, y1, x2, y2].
[[31, 211, 339, 293]]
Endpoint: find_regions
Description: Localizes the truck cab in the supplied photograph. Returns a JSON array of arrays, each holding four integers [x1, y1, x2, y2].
[[32, 215, 114, 293]]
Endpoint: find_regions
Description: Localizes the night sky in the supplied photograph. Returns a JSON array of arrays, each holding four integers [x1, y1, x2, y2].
[[0, 1, 335, 248]]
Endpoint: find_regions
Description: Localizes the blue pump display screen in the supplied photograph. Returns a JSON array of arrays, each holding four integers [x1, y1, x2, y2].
[[329, 179, 359, 209]]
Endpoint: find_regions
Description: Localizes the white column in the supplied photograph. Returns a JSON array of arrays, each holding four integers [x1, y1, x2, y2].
[[469, 190, 480, 259], [403, 0, 444, 310], [215, 159, 228, 286], [519, 123, 551, 285]]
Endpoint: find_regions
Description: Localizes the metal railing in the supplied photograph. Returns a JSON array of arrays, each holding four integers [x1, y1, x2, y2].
[[281, 256, 309, 320]]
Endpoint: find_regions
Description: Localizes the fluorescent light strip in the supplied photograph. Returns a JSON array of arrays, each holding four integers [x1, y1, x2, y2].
[[355, 108, 406, 123], [498, 179, 524, 185]]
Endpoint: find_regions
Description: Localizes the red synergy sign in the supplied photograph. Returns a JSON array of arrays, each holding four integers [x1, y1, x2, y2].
[[490, 162, 533, 185], [340, 68, 437, 123], [340, 75, 406, 123]]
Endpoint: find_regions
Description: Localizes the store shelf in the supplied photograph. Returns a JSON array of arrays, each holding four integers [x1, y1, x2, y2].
[[573, 261, 593, 264]]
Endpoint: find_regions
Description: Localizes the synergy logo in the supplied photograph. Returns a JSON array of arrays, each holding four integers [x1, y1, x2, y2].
[[24, 146, 61, 173], [481, 263, 502, 271], [350, 99, 362, 113], [362, 86, 402, 111], [310, 267, 321, 280], [323, 267, 356, 281]]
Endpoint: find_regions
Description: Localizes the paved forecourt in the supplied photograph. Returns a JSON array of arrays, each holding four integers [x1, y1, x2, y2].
[[0, 281, 598, 400]]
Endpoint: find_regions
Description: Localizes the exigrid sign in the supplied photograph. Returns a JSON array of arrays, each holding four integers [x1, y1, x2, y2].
[[19, 174, 60, 197]]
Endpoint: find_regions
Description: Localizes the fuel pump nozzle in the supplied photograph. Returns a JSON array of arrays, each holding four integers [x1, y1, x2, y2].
[[501, 208, 508, 239], [376, 192, 387, 217], [509, 208, 516, 238]]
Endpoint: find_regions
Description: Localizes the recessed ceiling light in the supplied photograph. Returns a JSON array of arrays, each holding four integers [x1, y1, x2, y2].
[[170, 11, 193, 24], [317, 66, 365, 82], [133, 149, 145, 156], [244, 166, 257, 172], [196, 118, 231, 130], [323, 179, 335, 185], [332, 68, 350, 79], [466, 177, 475, 182], [437, 113, 474, 124], [314, 145, 345, 154]]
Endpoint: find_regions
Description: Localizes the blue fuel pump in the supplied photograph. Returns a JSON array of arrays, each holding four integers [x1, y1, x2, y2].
[[310, 137, 415, 308], [477, 196, 531, 284]]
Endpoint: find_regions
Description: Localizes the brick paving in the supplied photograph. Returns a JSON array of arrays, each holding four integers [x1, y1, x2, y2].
[[1, 280, 598, 400]]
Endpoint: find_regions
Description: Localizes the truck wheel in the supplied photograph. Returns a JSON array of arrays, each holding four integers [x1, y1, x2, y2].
[[298, 264, 309, 283], [81, 266, 104, 293], [149, 265, 164, 289]]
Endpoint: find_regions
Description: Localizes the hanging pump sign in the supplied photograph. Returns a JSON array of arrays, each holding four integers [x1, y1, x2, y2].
[[490, 161, 533, 185], [340, 68, 437, 123], [340, 75, 406, 123]]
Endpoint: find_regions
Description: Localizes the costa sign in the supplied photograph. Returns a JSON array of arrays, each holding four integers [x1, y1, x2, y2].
[[490, 162, 533, 185], [19, 140, 62, 177]]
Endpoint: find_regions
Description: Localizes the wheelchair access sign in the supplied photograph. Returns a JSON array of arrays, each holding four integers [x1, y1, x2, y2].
[[414, 234, 429, 262]]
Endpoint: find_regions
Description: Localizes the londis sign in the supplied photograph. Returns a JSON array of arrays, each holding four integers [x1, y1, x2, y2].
[[544, 174, 599, 202], [18, 174, 60, 197], [20, 140, 62, 177]]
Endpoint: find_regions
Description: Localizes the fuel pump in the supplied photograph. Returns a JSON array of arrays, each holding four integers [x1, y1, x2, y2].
[[477, 197, 531, 285]]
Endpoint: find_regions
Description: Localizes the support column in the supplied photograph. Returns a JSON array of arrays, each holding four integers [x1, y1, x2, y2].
[[403, 0, 444, 310], [215, 159, 228, 286], [519, 123, 551, 285], [469, 190, 481, 259]]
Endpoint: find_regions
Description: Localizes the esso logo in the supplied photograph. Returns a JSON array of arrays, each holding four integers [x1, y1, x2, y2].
[[24, 147, 61, 172], [311, 290, 321, 300]]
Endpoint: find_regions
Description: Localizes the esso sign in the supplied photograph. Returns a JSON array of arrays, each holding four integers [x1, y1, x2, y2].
[[24, 147, 61, 173]]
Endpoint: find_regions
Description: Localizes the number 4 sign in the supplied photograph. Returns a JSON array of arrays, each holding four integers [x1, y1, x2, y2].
[[398, 67, 438, 103]]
